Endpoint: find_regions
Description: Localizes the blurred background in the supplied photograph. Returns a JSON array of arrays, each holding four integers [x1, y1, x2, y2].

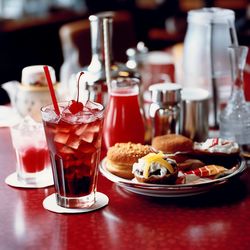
[[0, 0, 250, 103]]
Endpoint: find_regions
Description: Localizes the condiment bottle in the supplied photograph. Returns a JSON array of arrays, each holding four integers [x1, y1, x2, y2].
[[149, 83, 182, 139]]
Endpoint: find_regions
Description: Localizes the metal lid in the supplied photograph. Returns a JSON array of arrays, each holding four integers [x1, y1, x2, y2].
[[181, 87, 210, 101], [187, 8, 235, 24], [149, 83, 182, 104], [89, 11, 114, 21]]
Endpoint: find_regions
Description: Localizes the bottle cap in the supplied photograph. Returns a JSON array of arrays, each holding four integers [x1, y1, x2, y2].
[[149, 83, 182, 104]]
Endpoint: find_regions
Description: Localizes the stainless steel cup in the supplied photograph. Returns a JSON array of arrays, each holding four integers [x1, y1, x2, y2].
[[180, 88, 210, 142]]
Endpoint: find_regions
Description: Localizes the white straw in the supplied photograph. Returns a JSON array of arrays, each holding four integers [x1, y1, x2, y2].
[[103, 17, 112, 93]]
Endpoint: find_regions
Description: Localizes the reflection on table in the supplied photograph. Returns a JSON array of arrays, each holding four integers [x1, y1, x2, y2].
[[0, 126, 250, 250]]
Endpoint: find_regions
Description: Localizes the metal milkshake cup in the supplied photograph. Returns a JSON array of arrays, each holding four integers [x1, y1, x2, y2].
[[180, 87, 210, 142]]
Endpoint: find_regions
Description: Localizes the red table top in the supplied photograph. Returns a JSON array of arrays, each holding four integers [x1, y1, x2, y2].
[[0, 127, 250, 250]]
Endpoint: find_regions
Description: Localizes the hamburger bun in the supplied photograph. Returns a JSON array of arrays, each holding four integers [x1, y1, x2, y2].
[[106, 142, 152, 179], [152, 134, 193, 154]]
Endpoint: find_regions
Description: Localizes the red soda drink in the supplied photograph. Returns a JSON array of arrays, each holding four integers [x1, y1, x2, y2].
[[41, 100, 104, 208]]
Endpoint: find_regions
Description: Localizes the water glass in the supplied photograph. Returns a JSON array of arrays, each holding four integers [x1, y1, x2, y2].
[[10, 117, 51, 184]]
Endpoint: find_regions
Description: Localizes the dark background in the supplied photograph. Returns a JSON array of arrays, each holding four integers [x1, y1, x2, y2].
[[0, 0, 249, 104]]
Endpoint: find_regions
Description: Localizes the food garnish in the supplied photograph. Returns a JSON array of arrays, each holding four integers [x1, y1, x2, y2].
[[69, 72, 85, 114], [142, 152, 174, 178]]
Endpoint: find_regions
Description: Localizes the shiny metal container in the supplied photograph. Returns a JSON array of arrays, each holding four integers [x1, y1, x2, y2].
[[149, 83, 182, 139], [180, 87, 210, 142]]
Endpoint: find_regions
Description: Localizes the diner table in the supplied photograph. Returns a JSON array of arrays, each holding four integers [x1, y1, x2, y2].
[[0, 126, 250, 250]]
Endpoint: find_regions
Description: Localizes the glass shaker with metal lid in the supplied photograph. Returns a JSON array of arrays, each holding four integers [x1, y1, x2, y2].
[[149, 83, 182, 139]]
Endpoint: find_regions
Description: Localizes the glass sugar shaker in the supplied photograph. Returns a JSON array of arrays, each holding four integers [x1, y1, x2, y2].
[[149, 83, 182, 139]]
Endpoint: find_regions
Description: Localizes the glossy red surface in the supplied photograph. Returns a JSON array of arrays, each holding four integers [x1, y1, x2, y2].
[[1, 127, 250, 250]]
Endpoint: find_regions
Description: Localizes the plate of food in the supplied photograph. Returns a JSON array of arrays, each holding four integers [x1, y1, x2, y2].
[[99, 135, 247, 197]]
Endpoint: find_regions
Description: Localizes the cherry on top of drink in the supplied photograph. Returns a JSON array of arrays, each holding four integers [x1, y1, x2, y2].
[[68, 72, 85, 114], [69, 100, 83, 114]]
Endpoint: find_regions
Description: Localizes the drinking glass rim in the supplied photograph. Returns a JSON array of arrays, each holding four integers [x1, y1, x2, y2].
[[40, 101, 105, 124], [41, 100, 105, 113]]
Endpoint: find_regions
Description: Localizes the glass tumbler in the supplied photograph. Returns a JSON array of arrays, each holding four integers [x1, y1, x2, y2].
[[10, 117, 51, 184], [41, 101, 105, 208]]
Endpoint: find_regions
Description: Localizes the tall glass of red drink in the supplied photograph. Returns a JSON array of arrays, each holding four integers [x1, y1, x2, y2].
[[103, 77, 145, 149], [41, 100, 104, 208]]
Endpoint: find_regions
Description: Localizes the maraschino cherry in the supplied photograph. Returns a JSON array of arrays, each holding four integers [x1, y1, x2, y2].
[[69, 72, 84, 114]]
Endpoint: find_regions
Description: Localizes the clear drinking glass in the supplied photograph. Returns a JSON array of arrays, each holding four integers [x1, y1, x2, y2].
[[219, 46, 250, 153], [41, 101, 105, 208], [10, 117, 51, 184]]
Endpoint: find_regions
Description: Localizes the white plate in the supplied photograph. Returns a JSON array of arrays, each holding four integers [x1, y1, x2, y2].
[[99, 157, 247, 197]]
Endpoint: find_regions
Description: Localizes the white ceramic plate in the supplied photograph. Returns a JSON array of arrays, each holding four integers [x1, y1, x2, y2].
[[99, 157, 247, 197]]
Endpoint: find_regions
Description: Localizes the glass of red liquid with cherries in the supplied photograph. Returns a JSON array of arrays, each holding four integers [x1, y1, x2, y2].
[[103, 77, 145, 149], [10, 117, 51, 184], [41, 100, 105, 208]]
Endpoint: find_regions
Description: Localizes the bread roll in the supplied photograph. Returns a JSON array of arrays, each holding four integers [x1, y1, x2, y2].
[[106, 142, 152, 179], [152, 134, 193, 154]]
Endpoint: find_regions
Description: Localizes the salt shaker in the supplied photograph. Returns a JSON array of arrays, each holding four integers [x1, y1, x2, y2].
[[149, 83, 182, 139]]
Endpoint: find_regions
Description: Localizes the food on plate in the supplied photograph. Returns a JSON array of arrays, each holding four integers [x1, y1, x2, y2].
[[152, 134, 193, 154], [132, 152, 178, 184], [176, 164, 233, 184], [104, 138, 242, 186], [193, 138, 240, 156], [151, 134, 193, 165], [178, 158, 205, 172], [184, 165, 227, 177], [106, 142, 153, 179]]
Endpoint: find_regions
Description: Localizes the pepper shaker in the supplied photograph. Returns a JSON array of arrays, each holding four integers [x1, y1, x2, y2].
[[149, 83, 182, 139]]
